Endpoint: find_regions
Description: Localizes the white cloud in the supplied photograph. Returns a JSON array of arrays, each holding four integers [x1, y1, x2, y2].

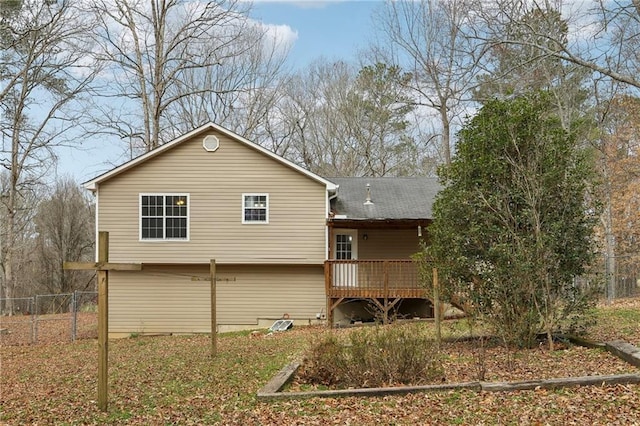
[[259, 22, 299, 53]]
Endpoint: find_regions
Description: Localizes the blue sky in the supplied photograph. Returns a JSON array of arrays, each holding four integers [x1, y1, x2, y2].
[[250, 1, 381, 69], [56, 0, 382, 182]]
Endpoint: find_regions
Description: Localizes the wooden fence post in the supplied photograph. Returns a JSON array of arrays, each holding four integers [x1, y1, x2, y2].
[[210, 259, 217, 357], [63, 231, 142, 412], [433, 267, 442, 346], [96, 232, 109, 411]]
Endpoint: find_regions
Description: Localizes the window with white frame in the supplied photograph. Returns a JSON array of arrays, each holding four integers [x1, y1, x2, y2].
[[335, 234, 353, 260], [140, 194, 189, 240], [242, 194, 268, 224]]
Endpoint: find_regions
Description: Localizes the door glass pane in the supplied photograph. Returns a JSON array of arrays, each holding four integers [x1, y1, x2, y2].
[[336, 234, 352, 260]]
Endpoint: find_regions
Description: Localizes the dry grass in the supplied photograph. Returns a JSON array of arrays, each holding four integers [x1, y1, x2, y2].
[[1, 299, 639, 425]]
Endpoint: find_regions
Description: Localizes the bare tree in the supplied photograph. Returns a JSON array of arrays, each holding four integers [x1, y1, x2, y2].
[[276, 60, 358, 175], [275, 60, 432, 177], [89, 0, 265, 154], [475, 6, 592, 131], [484, 0, 640, 90], [33, 177, 95, 295], [0, 171, 40, 308], [165, 22, 293, 143], [374, 0, 486, 165], [0, 0, 97, 314]]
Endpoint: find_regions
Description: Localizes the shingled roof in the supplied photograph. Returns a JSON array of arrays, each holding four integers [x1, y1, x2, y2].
[[328, 177, 441, 220]]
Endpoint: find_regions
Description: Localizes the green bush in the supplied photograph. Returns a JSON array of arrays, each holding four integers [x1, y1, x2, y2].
[[299, 324, 443, 388]]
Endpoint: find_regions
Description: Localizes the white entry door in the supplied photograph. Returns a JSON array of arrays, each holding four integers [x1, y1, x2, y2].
[[333, 229, 358, 287]]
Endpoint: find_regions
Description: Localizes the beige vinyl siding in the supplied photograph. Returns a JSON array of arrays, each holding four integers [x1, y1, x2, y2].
[[358, 228, 422, 259], [109, 265, 325, 333], [97, 130, 327, 264]]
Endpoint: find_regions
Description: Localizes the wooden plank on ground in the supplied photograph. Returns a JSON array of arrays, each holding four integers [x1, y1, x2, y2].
[[481, 374, 640, 392], [258, 362, 301, 395], [606, 340, 640, 367]]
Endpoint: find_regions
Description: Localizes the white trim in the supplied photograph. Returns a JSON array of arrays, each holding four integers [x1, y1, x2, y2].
[[139, 193, 190, 241], [325, 191, 330, 261], [333, 229, 358, 260], [94, 191, 99, 261], [203, 134, 219, 152], [84, 122, 337, 192], [241, 193, 269, 224]]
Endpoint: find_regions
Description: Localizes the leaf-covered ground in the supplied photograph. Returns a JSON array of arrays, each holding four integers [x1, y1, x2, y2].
[[1, 299, 640, 425]]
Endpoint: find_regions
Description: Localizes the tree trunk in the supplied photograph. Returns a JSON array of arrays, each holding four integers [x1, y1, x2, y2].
[[4, 134, 20, 316], [603, 168, 617, 304], [440, 104, 451, 165]]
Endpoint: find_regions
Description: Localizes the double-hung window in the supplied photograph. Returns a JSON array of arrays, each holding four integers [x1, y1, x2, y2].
[[242, 194, 268, 224], [140, 194, 189, 240]]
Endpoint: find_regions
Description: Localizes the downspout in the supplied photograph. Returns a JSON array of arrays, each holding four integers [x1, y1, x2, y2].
[[94, 189, 99, 263], [326, 184, 339, 256], [328, 184, 339, 201], [326, 184, 338, 328]]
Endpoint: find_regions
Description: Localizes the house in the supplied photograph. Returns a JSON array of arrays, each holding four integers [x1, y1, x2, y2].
[[84, 123, 439, 335], [327, 177, 440, 325]]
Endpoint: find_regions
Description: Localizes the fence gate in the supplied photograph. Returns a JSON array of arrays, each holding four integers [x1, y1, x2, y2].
[[0, 291, 97, 345]]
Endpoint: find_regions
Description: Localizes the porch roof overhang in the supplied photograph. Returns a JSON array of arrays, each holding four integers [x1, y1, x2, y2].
[[327, 218, 432, 229], [326, 177, 440, 226]]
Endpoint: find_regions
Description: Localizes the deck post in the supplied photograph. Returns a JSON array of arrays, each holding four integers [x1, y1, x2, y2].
[[325, 262, 332, 328], [327, 298, 334, 328], [383, 261, 389, 324]]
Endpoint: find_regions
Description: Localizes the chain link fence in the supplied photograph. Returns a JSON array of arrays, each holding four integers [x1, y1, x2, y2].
[[605, 255, 640, 300], [1, 254, 637, 346], [0, 291, 97, 346], [577, 254, 640, 303]]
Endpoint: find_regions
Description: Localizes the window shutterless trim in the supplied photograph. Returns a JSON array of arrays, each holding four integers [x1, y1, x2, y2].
[[139, 193, 190, 241], [241, 193, 269, 224]]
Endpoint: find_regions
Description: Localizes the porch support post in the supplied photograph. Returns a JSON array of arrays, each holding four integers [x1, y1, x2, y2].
[[384, 298, 388, 324], [371, 297, 401, 325], [328, 297, 345, 328], [329, 297, 345, 312], [328, 298, 334, 328], [383, 260, 389, 324]]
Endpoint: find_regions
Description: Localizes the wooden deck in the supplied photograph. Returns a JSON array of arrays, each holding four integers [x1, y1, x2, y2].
[[324, 259, 426, 299]]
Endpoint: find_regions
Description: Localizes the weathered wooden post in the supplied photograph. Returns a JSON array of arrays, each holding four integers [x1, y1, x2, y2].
[[64, 231, 141, 412], [433, 267, 442, 346], [210, 259, 217, 357], [96, 232, 109, 410]]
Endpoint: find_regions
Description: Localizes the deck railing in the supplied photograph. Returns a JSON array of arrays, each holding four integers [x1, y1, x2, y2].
[[325, 259, 426, 299]]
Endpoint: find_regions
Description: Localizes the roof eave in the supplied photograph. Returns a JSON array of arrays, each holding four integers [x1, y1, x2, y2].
[[327, 217, 433, 228]]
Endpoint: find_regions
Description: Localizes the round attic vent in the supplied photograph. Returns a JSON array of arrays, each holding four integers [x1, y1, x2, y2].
[[203, 135, 219, 152]]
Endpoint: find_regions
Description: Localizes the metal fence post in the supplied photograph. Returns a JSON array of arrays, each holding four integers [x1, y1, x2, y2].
[[71, 291, 77, 341], [32, 296, 37, 344]]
